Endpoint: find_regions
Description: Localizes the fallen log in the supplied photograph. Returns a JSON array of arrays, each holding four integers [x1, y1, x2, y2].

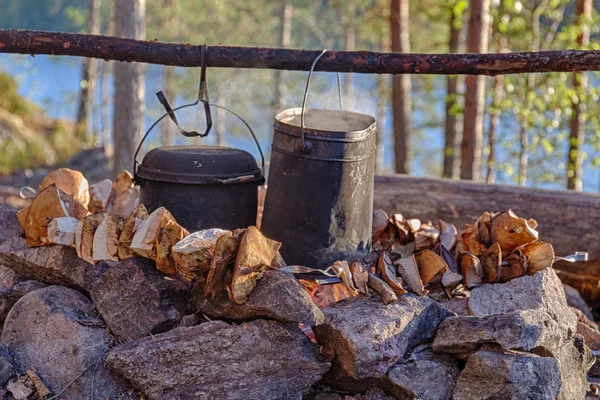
[[373, 174, 600, 261], [1, 30, 600, 75]]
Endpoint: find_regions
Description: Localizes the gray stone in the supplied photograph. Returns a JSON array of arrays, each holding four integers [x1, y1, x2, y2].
[[1, 286, 135, 399], [0, 208, 22, 247], [0, 280, 47, 323], [0, 344, 14, 387], [387, 348, 460, 400], [191, 270, 324, 326], [432, 310, 566, 354], [90, 257, 188, 342], [0, 265, 23, 288], [107, 319, 330, 400], [438, 297, 469, 316], [453, 347, 561, 400], [0, 236, 109, 293], [564, 284, 594, 321], [468, 269, 577, 341], [175, 314, 201, 328], [313, 294, 452, 379]]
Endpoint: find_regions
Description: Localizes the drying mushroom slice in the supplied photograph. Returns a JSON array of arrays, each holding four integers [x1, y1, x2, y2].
[[519, 241, 555, 276], [415, 249, 448, 286], [227, 226, 282, 304], [88, 179, 114, 214], [270, 251, 287, 268], [434, 243, 463, 289], [395, 255, 427, 296], [16, 207, 29, 231], [110, 171, 140, 218], [406, 218, 422, 232], [476, 211, 494, 247], [456, 223, 488, 257], [130, 207, 174, 260], [460, 252, 483, 289], [367, 273, 397, 304], [500, 249, 527, 282], [373, 209, 390, 232], [172, 228, 230, 280], [205, 230, 244, 300], [377, 252, 407, 296], [527, 218, 538, 230], [414, 222, 440, 252], [118, 204, 149, 260], [25, 184, 88, 247], [333, 261, 359, 295], [438, 219, 458, 251], [40, 168, 90, 209], [490, 209, 539, 256], [156, 220, 189, 275], [93, 214, 125, 262], [75, 213, 108, 264], [47, 217, 79, 246], [350, 260, 369, 295], [480, 242, 502, 284]]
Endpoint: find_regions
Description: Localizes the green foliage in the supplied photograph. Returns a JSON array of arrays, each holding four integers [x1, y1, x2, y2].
[[0, 72, 34, 116]]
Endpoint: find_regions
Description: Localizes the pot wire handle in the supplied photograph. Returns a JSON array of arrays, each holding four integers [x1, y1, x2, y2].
[[300, 49, 344, 153]]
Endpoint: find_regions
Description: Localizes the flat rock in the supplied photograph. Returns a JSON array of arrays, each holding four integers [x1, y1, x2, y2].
[[432, 310, 566, 354], [565, 284, 595, 321], [107, 319, 330, 400], [0, 208, 22, 247], [0, 280, 47, 323], [313, 294, 452, 379], [438, 297, 470, 316], [90, 257, 188, 342], [0, 344, 14, 387], [387, 348, 460, 400], [1, 286, 135, 399], [0, 265, 23, 288], [191, 270, 324, 326], [0, 236, 109, 293], [468, 269, 577, 341], [453, 347, 561, 400]]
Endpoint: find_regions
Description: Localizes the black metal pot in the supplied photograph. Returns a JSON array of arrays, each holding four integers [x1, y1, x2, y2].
[[261, 50, 377, 269]]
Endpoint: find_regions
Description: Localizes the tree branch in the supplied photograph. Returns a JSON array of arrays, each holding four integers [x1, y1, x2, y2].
[[1, 29, 600, 76]]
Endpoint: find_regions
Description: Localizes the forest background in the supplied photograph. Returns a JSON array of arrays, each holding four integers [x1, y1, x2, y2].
[[1, 0, 599, 192]]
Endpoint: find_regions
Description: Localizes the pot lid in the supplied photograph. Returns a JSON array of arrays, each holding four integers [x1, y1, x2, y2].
[[136, 145, 262, 184]]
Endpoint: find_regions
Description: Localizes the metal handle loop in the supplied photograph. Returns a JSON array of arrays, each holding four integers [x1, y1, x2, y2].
[[300, 49, 344, 152], [133, 101, 265, 182]]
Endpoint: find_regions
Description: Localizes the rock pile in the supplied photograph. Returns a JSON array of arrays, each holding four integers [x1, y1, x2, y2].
[[0, 206, 594, 399]]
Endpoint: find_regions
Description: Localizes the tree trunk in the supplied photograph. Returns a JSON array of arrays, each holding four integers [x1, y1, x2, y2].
[[99, 20, 114, 151], [460, 0, 490, 181], [215, 82, 226, 146], [273, 2, 293, 112], [161, 65, 174, 146], [486, 74, 503, 184], [568, 0, 592, 191], [343, 17, 356, 98], [442, 6, 463, 179], [376, 7, 390, 173], [112, 0, 146, 177], [74, 0, 102, 143], [390, 0, 412, 174]]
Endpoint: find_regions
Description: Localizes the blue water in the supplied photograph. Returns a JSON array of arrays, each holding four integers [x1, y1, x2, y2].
[[1, 53, 599, 193]]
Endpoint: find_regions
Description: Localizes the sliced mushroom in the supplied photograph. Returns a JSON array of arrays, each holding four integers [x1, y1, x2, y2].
[[88, 179, 114, 214], [395, 255, 427, 296], [476, 211, 494, 247], [270, 251, 287, 268], [527, 218, 538, 230], [227, 226, 282, 304], [130, 207, 174, 260], [460, 252, 483, 289], [110, 171, 140, 218], [415, 249, 448, 286], [333, 261, 360, 295], [205, 230, 244, 300], [16, 207, 29, 231], [377, 251, 407, 296], [435, 243, 459, 273], [40, 168, 90, 209], [480, 242, 502, 284], [500, 249, 527, 282], [414, 222, 440, 252], [172, 228, 230, 280], [519, 241, 555, 276], [373, 209, 389, 232], [92, 214, 125, 262], [490, 209, 539, 256], [350, 260, 369, 295], [47, 217, 79, 246], [75, 213, 108, 264], [367, 272, 398, 304], [156, 220, 189, 275], [438, 219, 458, 251], [25, 184, 88, 247], [406, 218, 422, 232], [456, 223, 488, 257], [118, 204, 149, 260]]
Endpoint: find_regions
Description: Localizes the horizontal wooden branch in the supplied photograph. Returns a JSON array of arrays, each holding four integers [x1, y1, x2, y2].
[[1, 30, 600, 75], [373, 174, 600, 261]]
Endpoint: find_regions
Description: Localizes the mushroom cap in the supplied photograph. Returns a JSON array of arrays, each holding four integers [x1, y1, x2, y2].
[[40, 168, 90, 208]]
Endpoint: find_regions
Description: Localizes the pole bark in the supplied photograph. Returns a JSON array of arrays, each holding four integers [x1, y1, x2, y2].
[[273, 2, 293, 112], [112, 0, 146, 177], [460, 0, 490, 181], [390, 0, 413, 174], [74, 0, 102, 143], [567, 0, 592, 191]]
